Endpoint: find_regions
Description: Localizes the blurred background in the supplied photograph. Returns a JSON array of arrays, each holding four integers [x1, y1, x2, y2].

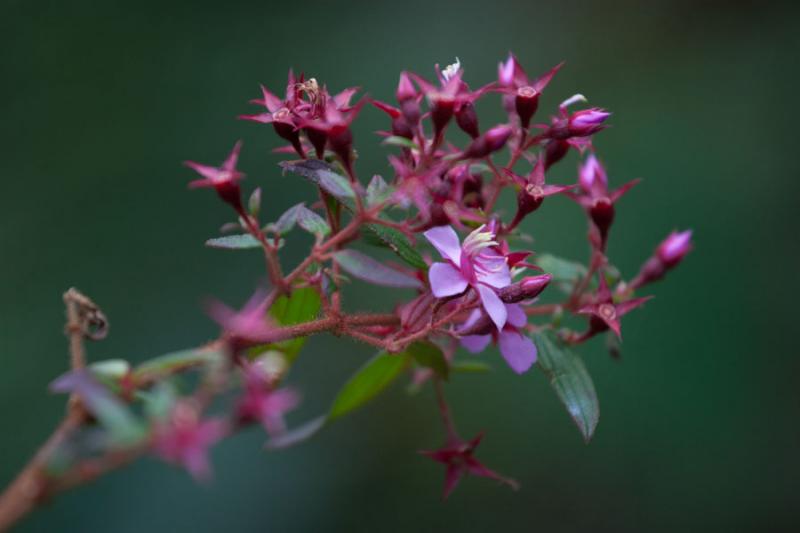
[[1, 0, 798, 531]]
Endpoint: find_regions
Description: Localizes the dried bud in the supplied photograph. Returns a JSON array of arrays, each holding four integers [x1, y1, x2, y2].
[[461, 124, 512, 159], [498, 274, 552, 303]]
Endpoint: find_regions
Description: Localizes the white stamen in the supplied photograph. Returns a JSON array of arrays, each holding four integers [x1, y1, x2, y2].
[[560, 93, 587, 109], [441, 57, 462, 82]]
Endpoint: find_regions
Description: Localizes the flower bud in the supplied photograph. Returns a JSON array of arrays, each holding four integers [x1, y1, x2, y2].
[[631, 230, 693, 288], [589, 197, 615, 244], [544, 140, 569, 169], [568, 108, 610, 137], [579, 154, 607, 194], [461, 124, 512, 159], [498, 274, 552, 303], [498, 54, 517, 87], [430, 96, 455, 137], [514, 86, 540, 129], [456, 101, 480, 138], [657, 230, 693, 268], [396, 72, 417, 102]]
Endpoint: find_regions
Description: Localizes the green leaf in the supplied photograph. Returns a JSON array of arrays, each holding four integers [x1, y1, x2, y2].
[[407, 341, 449, 379], [536, 253, 587, 283], [271, 204, 301, 235], [280, 159, 356, 202], [89, 359, 130, 380], [364, 224, 427, 269], [334, 249, 421, 289], [533, 330, 599, 442], [139, 381, 178, 421], [382, 135, 420, 150], [295, 205, 331, 236], [248, 187, 262, 217], [132, 348, 223, 382], [329, 352, 410, 420], [366, 175, 394, 208], [260, 287, 322, 363], [206, 234, 262, 250], [451, 360, 493, 373]]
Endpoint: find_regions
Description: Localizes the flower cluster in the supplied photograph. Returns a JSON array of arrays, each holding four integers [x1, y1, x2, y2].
[[32, 54, 692, 510]]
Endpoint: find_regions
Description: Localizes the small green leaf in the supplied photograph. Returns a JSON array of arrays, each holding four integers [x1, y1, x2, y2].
[[451, 360, 493, 373], [366, 175, 394, 208], [89, 359, 130, 380], [280, 159, 356, 202], [536, 254, 587, 283], [382, 136, 420, 150], [329, 352, 409, 420], [139, 381, 178, 421], [295, 205, 331, 236], [533, 330, 599, 442], [258, 287, 322, 363], [132, 348, 223, 382], [407, 341, 449, 379], [334, 249, 421, 289], [271, 204, 301, 235], [364, 224, 427, 269], [206, 234, 262, 250], [248, 187, 262, 217]]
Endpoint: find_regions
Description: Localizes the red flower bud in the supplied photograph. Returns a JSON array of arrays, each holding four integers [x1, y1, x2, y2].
[[514, 86, 540, 129], [456, 101, 480, 138], [498, 274, 552, 303], [461, 124, 512, 159]]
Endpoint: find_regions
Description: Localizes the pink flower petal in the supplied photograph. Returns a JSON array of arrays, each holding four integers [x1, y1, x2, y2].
[[505, 304, 527, 328], [474, 253, 511, 288], [476, 284, 507, 330], [498, 330, 537, 374], [424, 226, 462, 266], [429, 262, 468, 297], [461, 334, 492, 353]]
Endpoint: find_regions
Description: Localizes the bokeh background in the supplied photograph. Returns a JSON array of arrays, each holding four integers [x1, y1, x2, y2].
[[1, 1, 798, 531]]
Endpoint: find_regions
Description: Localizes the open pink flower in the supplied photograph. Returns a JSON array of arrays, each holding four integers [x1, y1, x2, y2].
[[424, 225, 511, 329], [184, 141, 245, 212], [152, 402, 227, 481], [237, 361, 300, 437], [459, 303, 537, 374]]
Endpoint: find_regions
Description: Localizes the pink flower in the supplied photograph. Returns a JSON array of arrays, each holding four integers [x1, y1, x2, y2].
[[497, 54, 562, 128], [206, 289, 277, 347], [575, 278, 651, 341], [420, 432, 518, 499], [424, 225, 511, 329], [152, 402, 227, 481], [237, 362, 300, 437], [184, 141, 245, 212], [459, 303, 537, 374]]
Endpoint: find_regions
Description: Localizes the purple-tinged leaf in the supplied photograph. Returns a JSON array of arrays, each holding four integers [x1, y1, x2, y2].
[[295, 205, 330, 236], [280, 159, 356, 202], [334, 250, 422, 289], [533, 330, 599, 442], [265, 416, 326, 450], [364, 224, 427, 269], [50, 370, 146, 445]]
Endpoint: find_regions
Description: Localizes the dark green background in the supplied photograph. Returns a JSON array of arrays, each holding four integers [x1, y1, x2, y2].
[[1, 1, 797, 531]]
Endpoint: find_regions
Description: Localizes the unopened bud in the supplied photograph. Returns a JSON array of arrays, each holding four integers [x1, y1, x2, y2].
[[456, 101, 480, 138], [461, 124, 512, 159], [631, 230, 693, 288], [396, 72, 416, 102], [589, 197, 615, 244], [430, 96, 455, 137], [568, 108, 610, 137], [498, 274, 552, 303]]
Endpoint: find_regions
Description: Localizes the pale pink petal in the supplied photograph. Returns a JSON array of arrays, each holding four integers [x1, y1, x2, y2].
[[505, 304, 527, 328], [424, 226, 462, 266], [498, 330, 537, 374], [459, 308, 483, 332], [477, 284, 507, 330], [429, 262, 468, 297], [474, 253, 511, 288], [460, 334, 492, 353]]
